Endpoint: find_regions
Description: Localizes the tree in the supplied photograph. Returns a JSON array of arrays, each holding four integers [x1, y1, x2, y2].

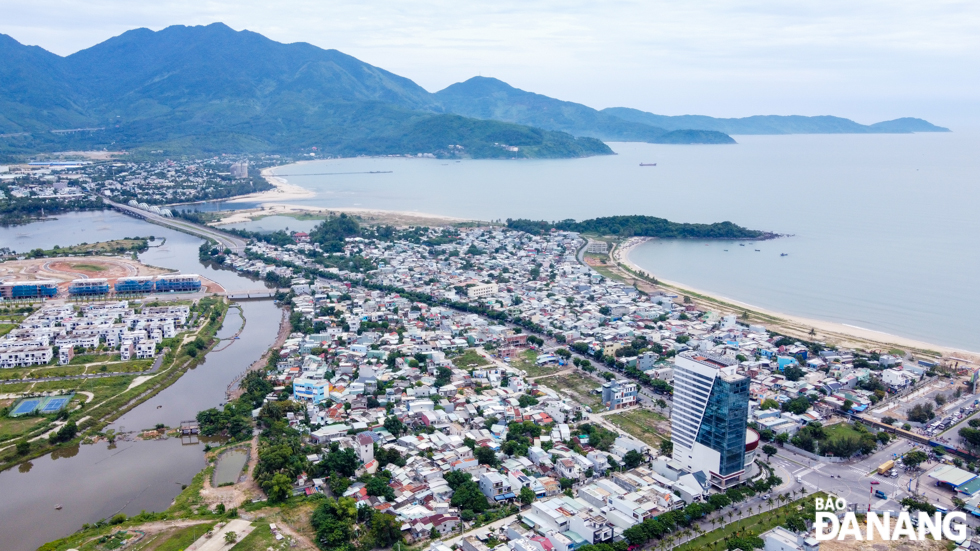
[[624, 449, 644, 469], [444, 470, 472, 490], [224, 531, 238, 544], [841, 399, 853, 413], [908, 403, 935, 423], [324, 448, 358, 478], [936, 393, 947, 406], [903, 450, 928, 469], [383, 415, 405, 437], [762, 444, 778, 461], [775, 432, 790, 445], [781, 396, 810, 415], [660, 439, 673, 456], [520, 486, 535, 505], [759, 399, 780, 410], [882, 416, 896, 426], [559, 477, 575, 490], [266, 473, 293, 503], [15, 440, 30, 456], [475, 445, 498, 467], [370, 513, 403, 547]]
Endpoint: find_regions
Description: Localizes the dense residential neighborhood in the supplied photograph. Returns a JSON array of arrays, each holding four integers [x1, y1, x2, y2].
[[184, 218, 979, 551]]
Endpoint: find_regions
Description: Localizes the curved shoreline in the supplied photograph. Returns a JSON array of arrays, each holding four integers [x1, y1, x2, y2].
[[616, 237, 979, 360], [216, 162, 979, 361]]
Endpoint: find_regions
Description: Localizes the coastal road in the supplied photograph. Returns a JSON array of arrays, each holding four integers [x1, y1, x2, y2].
[[104, 199, 246, 254]]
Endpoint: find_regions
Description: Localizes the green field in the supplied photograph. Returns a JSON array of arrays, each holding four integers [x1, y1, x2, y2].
[[509, 349, 561, 378], [605, 408, 670, 447], [452, 348, 490, 369]]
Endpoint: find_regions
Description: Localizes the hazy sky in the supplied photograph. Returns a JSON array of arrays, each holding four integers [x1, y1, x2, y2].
[[3, 1, 978, 126]]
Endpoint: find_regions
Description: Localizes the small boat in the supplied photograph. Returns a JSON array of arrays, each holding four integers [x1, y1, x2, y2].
[[639, 163, 657, 167], [723, 250, 728, 252], [780, 253, 788, 257], [755, 249, 761, 252], [739, 244, 745, 247], [55, 504, 62, 510]]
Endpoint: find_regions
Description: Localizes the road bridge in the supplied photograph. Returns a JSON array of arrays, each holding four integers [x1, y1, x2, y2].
[[104, 199, 246, 254]]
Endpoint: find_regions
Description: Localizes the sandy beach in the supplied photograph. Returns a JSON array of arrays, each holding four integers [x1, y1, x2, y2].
[[224, 166, 317, 203], [211, 202, 473, 228], [614, 237, 980, 362]]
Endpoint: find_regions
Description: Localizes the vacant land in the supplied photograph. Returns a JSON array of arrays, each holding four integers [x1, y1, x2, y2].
[[452, 348, 489, 369], [537, 370, 603, 409], [605, 408, 670, 447], [510, 349, 561, 378]]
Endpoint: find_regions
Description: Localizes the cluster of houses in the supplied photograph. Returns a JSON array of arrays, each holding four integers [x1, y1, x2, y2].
[[0, 301, 189, 368]]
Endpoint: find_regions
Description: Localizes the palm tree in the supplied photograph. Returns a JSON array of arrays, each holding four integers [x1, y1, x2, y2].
[[766, 497, 774, 511]]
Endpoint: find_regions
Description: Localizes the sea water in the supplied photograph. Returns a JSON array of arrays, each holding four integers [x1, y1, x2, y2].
[[201, 131, 979, 350]]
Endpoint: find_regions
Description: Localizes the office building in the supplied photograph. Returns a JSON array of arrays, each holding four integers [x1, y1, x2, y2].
[[671, 352, 750, 488]]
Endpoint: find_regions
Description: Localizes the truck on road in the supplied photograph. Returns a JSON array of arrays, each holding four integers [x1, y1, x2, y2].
[[878, 460, 895, 475]]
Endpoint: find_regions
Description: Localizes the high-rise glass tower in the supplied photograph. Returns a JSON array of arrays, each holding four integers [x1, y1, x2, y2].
[[671, 352, 749, 488]]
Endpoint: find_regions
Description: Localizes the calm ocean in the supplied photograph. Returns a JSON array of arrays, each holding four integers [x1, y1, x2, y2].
[[206, 132, 979, 351]]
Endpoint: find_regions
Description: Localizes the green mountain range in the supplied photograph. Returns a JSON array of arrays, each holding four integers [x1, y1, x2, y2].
[[435, 77, 735, 144], [0, 24, 609, 159], [0, 23, 949, 160]]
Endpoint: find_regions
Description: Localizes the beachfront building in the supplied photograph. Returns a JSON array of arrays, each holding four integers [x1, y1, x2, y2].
[[671, 352, 750, 489], [69, 278, 110, 297]]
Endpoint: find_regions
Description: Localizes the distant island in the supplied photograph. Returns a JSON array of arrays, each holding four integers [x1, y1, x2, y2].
[[601, 108, 950, 135], [506, 215, 775, 239], [0, 23, 948, 160]]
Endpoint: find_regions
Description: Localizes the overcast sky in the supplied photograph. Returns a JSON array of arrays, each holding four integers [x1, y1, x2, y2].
[[3, 0, 978, 127]]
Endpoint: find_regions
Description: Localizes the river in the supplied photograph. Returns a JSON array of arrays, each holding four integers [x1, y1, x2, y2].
[[0, 211, 281, 551], [200, 131, 980, 351]]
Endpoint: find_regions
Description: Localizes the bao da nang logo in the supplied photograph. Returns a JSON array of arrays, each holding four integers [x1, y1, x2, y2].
[[814, 496, 967, 542]]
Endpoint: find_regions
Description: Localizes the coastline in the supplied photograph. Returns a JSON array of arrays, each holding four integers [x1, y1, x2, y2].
[[224, 166, 317, 203], [213, 163, 977, 361], [615, 237, 980, 361]]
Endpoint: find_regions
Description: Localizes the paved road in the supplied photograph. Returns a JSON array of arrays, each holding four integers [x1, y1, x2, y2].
[[104, 198, 246, 254]]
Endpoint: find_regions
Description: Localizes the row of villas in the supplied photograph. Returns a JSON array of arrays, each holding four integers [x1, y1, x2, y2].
[[0, 302, 189, 368]]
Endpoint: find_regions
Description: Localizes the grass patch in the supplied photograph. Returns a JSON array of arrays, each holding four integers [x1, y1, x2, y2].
[[676, 492, 826, 551], [0, 415, 49, 440], [822, 422, 864, 441], [605, 408, 670, 447], [151, 523, 216, 551], [537, 370, 604, 409], [0, 324, 14, 337], [232, 522, 290, 551], [452, 348, 489, 369], [510, 349, 560, 378], [69, 263, 108, 272]]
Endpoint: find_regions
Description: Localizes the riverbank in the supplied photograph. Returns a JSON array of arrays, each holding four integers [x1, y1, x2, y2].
[[613, 237, 980, 361], [0, 297, 230, 473]]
